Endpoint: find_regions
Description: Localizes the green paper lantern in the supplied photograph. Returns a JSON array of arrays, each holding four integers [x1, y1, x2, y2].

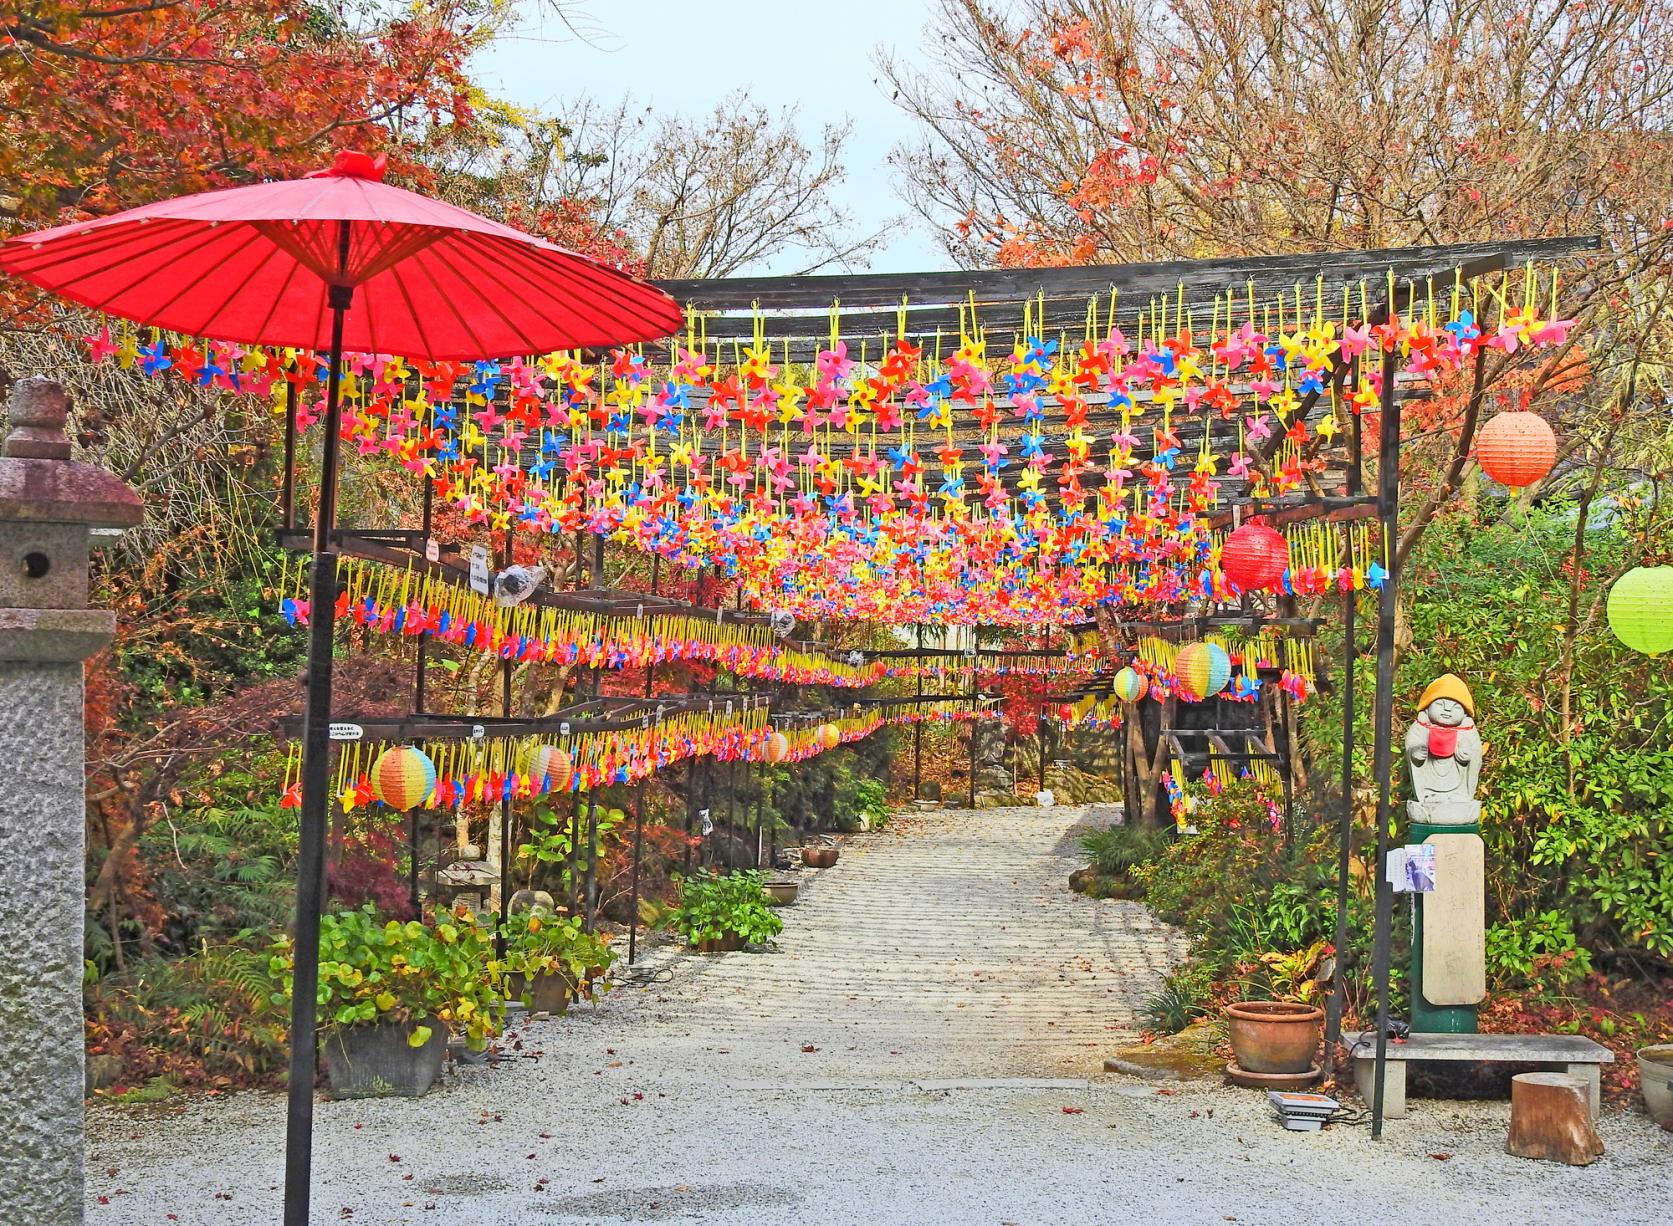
[[1607, 566, 1673, 656]]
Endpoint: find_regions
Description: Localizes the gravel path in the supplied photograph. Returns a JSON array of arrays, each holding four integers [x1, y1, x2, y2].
[[86, 804, 1670, 1225]]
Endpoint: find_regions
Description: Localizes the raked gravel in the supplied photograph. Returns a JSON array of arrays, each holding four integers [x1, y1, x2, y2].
[[86, 804, 1669, 1225]]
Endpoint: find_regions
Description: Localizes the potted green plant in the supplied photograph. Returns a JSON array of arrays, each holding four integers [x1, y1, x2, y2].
[[801, 839, 840, 868], [495, 911, 616, 1014], [1225, 939, 1329, 1076], [1638, 1044, 1673, 1129], [267, 905, 502, 1099], [670, 870, 784, 952]]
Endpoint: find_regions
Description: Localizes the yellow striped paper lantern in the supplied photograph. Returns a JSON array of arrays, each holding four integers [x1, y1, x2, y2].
[[371, 746, 437, 811], [1112, 667, 1148, 704], [816, 722, 842, 750], [1174, 642, 1231, 702], [531, 743, 574, 791]]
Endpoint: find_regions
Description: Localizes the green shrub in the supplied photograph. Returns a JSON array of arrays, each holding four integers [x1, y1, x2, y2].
[[1080, 823, 1167, 876], [855, 778, 890, 828], [1486, 910, 1594, 990], [668, 871, 784, 946], [1143, 959, 1218, 1033], [268, 906, 503, 1050], [495, 911, 616, 1003], [85, 940, 289, 1086]]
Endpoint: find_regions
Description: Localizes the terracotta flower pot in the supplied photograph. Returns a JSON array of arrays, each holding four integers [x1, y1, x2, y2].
[[802, 846, 839, 868], [694, 932, 746, 954], [1225, 1001, 1324, 1075], [1638, 1044, 1673, 1130]]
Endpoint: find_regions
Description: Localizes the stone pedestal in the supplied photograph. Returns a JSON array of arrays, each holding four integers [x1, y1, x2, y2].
[[0, 377, 141, 1225], [1410, 820, 1486, 1033]]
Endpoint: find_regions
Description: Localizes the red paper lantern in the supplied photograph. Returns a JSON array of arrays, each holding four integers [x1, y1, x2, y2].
[[1221, 523, 1289, 593], [1476, 411, 1556, 488], [1058, 703, 1075, 721]]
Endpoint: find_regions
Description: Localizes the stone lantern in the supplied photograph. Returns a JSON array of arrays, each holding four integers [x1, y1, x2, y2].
[[0, 376, 141, 1225]]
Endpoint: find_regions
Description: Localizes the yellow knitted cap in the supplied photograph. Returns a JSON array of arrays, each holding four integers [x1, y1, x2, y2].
[[1417, 673, 1474, 717]]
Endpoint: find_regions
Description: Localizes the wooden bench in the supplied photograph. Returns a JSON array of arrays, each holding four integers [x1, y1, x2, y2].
[[1350, 1032, 1614, 1120]]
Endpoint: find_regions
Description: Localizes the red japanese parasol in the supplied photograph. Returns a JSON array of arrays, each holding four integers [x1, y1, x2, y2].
[[0, 150, 682, 1226], [0, 150, 681, 357]]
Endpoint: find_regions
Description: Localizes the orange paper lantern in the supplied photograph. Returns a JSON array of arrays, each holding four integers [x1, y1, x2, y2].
[[531, 743, 573, 791], [371, 745, 436, 811], [765, 731, 791, 763], [1476, 411, 1556, 488], [816, 722, 842, 750]]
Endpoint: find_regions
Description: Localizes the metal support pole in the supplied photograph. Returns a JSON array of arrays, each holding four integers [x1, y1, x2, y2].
[[284, 227, 351, 1226], [627, 787, 643, 964], [1324, 387, 1364, 1075], [280, 377, 298, 532], [496, 524, 514, 958], [414, 477, 433, 714], [408, 806, 420, 916], [912, 624, 923, 798], [1369, 340, 1402, 1140], [968, 630, 979, 810]]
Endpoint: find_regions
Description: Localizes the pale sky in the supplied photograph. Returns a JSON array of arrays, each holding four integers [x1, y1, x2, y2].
[[472, 0, 957, 275]]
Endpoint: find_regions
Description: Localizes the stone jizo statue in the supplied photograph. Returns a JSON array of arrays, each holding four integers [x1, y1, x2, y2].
[[1405, 673, 1482, 826]]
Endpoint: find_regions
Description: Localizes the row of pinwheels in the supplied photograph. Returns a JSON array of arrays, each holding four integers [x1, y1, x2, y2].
[[87, 265, 1576, 624], [286, 700, 982, 814]]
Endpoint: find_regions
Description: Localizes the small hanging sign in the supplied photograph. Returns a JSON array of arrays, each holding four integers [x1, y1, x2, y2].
[[468, 544, 491, 596], [328, 722, 363, 742], [1386, 844, 1437, 893]]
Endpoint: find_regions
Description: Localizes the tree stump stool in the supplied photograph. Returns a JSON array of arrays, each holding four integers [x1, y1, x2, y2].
[[1505, 1072, 1605, 1165]]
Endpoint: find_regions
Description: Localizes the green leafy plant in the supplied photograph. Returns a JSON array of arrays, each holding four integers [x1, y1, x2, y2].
[[668, 870, 784, 946], [1486, 910, 1594, 991], [267, 905, 503, 1050], [1240, 938, 1333, 1005], [1080, 823, 1167, 877], [495, 911, 616, 1003], [1143, 959, 1219, 1033], [855, 778, 890, 829]]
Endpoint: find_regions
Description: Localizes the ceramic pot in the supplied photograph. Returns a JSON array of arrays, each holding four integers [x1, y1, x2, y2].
[[802, 846, 839, 868], [763, 879, 800, 906], [321, 1018, 448, 1099], [1638, 1044, 1673, 1129], [505, 971, 571, 1015], [1225, 1001, 1324, 1075], [694, 932, 746, 954]]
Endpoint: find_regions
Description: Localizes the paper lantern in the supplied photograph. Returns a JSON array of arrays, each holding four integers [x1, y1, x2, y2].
[[371, 745, 436, 811], [1174, 642, 1231, 702], [1058, 703, 1075, 721], [1112, 667, 1148, 703], [1607, 566, 1673, 656], [1221, 523, 1290, 593], [531, 743, 573, 791], [816, 722, 842, 750], [765, 731, 791, 763], [1476, 411, 1556, 488]]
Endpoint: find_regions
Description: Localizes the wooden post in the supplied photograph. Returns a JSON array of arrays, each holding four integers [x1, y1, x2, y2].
[[1506, 1073, 1604, 1165]]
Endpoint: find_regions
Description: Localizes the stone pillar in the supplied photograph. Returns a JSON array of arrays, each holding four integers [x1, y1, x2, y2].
[[0, 377, 141, 1225]]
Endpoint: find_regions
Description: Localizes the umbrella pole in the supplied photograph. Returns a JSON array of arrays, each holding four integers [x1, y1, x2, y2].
[[285, 262, 352, 1226]]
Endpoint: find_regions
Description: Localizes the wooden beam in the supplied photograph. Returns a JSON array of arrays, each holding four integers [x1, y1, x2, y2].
[[655, 237, 1598, 314]]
